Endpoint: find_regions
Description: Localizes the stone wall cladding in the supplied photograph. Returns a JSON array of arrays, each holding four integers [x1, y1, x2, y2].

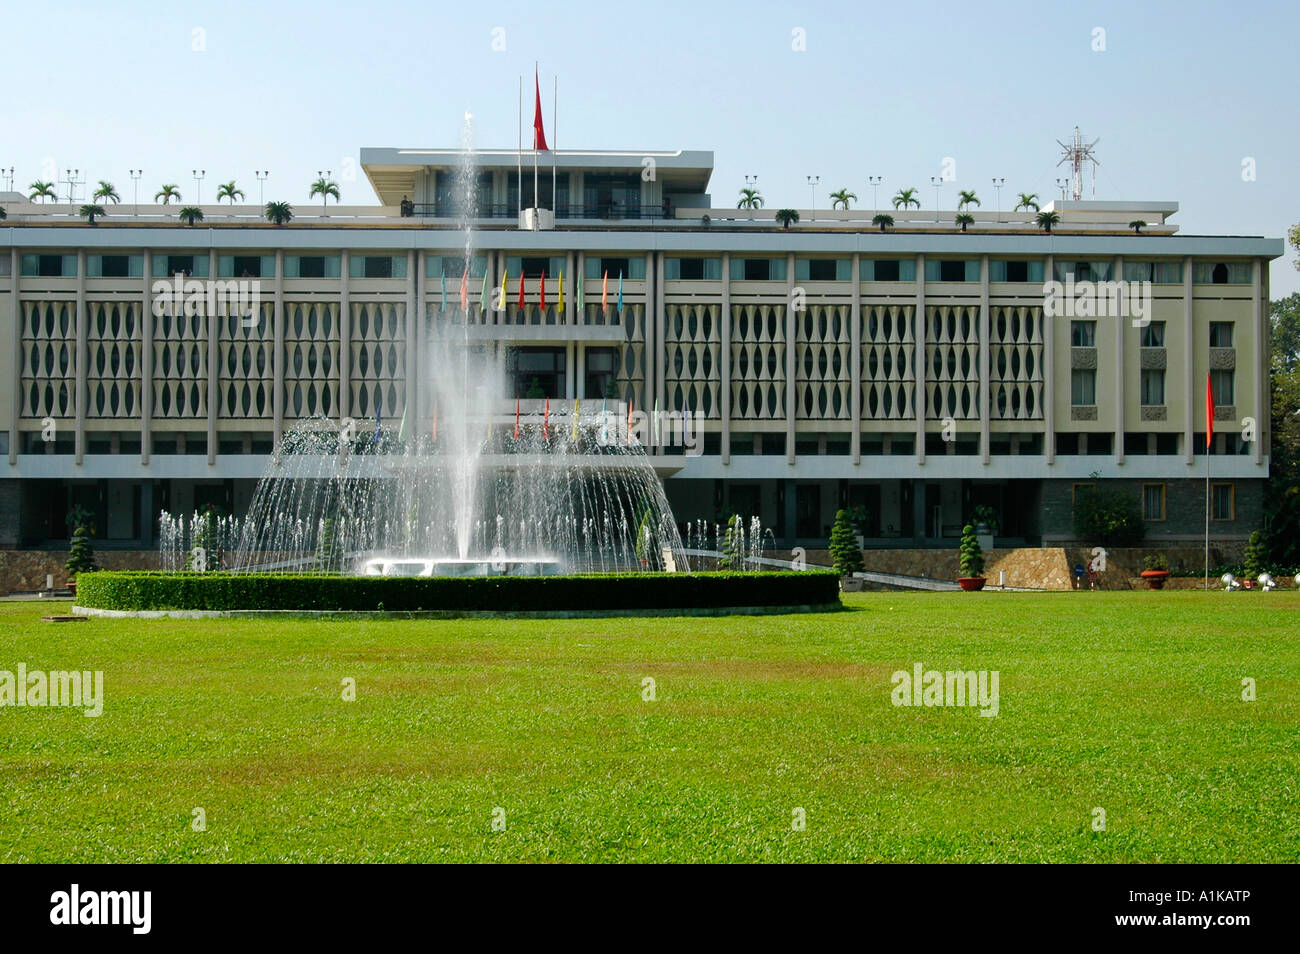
[[0, 550, 162, 594], [1042, 477, 1263, 541]]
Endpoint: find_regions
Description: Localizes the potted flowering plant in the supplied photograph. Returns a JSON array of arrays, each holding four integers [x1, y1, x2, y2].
[[1140, 553, 1170, 589], [957, 524, 986, 591]]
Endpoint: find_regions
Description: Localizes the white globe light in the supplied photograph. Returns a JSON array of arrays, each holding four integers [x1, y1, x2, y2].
[[1221, 572, 1235, 587]]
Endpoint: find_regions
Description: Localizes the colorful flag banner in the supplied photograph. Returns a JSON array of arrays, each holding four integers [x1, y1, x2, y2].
[[572, 399, 580, 443], [1206, 373, 1215, 450], [499, 268, 508, 312], [577, 270, 584, 313], [540, 270, 547, 312], [533, 67, 549, 151], [459, 270, 468, 311], [602, 270, 609, 313], [479, 271, 490, 315], [440, 275, 447, 310], [557, 271, 565, 313], [543, 397, 550, 438], [518, 271, 525, 312]]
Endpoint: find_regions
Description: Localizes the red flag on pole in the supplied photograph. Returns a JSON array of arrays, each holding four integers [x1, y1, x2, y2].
[[533, 68, 548, 151], [1205, 373, 1214, 450], [518, 271, 525, 312], [459, 270, 468, 311], [514, 398, 520, 439], [543, 397, 550, 438], [601, 270, 609, 313], [627, 396, 633, 443], [539, 270, 547, 312]]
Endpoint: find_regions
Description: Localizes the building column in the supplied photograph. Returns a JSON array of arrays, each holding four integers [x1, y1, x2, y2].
[[786, 252, 796, 464], [75, 248, 87, 465], [405, 250, 417, 435], [915, 253, 926, 464], [721, 253, 731, 466], [206, 249, 218, 465], [1253, 258, 1265, 465], [339, 250, 350, 421], [643, 251, 655, 441], [273, 249, 285, 447], [576, 342, 586, 399], [141, 251, 152, 465], [564, 251, 574, 325], [979, 254, 990, 464], [574, 251, 584, 326], [9, 248, 20, 465], [416, 249, 427, 426], [655, 251, 666, 420], [1044, 254, 1055, 465], [566, 341, 576, 400], [850, 253, 862, 465], [1114, 254, 1125, 465]]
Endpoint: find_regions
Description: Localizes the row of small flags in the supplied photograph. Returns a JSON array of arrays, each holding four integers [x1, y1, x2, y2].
[[439, 270, 623, 313]]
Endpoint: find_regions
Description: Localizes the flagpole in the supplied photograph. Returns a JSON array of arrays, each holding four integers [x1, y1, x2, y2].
[[517, 75, 522, 218], [1205, 452, 1210, 591], [552, 74, 558, 214], [533, 61, 539, 217]]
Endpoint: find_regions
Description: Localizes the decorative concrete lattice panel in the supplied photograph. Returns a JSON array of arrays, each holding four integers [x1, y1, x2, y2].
[[283, 302, 341, 420], [219, 304, 274, 420], [1071, 405, 1098, 421], [86, 301, 142, 418], [1214, 405, 1236, 421], [1139, 348, 1167, 370], [925, 305, 980, 419], [21, 300, 76, 419], [730, 303, 786, 420], [990, 306, 1044, 420], [1071, 347, 1097, 370], [860, 304, 915, 420], [665, 303, 720, 418], [1140, 405, 1168, 421], [603, 304, 645, 410], [348, 301, 406, 421], [152, 307, 207, 418], [1209, 348, 1235, 370], [795, 305, 851, 420]]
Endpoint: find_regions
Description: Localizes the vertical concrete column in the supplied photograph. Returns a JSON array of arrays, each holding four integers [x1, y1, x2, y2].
[[1044, 254, 1055, 464], [272, 249, 284, 447], [576, 342, 586, 399], [1253, 258, 1265, 465], [75, 248, 86, 464], [979, 254, 990, 464], [643, 251, 655, 435], [721, 253, 731, 466], [9, 248, 20, 464], [655, 251, 666, 421], [1114, 254, 1125, 465], [1183, 256, 1194, 464], [575, 251, 584, 327], [339, 249, 350, 421], [141, 250, 152, 465], [785, 252, 796, 465], [850, 254, 861, 465], [207, 248, 218, 465], [416, 249, 427, 426], [915, 254, 926, 464]]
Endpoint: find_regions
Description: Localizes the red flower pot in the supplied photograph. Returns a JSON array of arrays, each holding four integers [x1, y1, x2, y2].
[[1140, 570, 1169, 590], [957, 577, 986, 592]]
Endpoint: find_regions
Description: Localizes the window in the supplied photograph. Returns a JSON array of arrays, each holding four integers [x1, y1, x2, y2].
[[1211, 482, 1234, 521], [1210, 369, 1234, 405], [743, 258, 769, 281], [1071, 369, 1096, 406], [21, 254, 77, 277], [428, 256, 487, 279], [1070, 320, 1096, 347], [665, 257, 720, 280], [925, 259, 977, 282], [1209, 322, 1234, 348], [1140, 321, 1165, 348], [286, 255, 340, 278], [1142, 484, 1166, 521], [729, 257, 786, 282], [990, 259, 1044, 283], [1195, 262, 1251, 285], [584, 347, 618, 399], [1054, 260, 1112, 283], [218, 255, 274, 278], [1124, 261, 1184, 284], [796, 258, 848, 281], [153, 254, 208, 278], [584, 256, 645, 280], [508, 347, 566, 399], [1140, 369, 1165, 406], [0, 255, 8, 277], [349, 255, 407, 279], [88, 254, 142, 278]]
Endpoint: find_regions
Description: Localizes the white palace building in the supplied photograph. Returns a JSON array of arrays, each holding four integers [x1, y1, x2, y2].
[[0, 144, 1283, 560]]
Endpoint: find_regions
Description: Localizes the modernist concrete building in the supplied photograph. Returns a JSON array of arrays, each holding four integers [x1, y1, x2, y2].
[[0, 146, 1282, 554]]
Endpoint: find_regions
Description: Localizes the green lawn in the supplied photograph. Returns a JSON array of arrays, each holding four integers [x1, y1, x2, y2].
[[1, 592, 1296, 863]]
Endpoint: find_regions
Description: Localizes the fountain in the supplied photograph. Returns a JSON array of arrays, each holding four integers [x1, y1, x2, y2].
[[171, 112, 689, 578]]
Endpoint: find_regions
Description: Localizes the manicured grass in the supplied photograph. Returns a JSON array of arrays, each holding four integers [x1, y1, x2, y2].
[[0, 592, 1296, 863]]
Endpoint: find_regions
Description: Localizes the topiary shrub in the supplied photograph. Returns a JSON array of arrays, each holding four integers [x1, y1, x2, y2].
[[959, 524, 984, 578], [1142, 553, 1169, 572], [829, 509, 865, 577], [65, 526, 98, 579], [1242, 530, 1268, 580]]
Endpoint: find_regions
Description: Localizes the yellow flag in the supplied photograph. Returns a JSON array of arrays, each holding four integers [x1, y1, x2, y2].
[[557, 271, 565, 313], [498, 267, 508, 311]]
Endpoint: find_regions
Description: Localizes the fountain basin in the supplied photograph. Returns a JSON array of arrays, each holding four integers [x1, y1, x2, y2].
[[362, 557, 565, 577]]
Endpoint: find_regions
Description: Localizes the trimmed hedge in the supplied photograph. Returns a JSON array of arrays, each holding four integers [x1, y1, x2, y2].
[[74, 570, 841, 614]]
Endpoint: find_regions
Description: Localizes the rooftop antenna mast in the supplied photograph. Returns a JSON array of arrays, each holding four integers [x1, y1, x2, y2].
[[1055, 126, 1100, 200]]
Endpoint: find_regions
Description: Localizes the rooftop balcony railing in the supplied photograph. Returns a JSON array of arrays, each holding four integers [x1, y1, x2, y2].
[[407, 203, 674, 221]]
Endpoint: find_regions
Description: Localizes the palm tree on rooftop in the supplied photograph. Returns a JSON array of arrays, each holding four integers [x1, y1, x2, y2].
[[1036, 210, 1060, 234], [79, 204, 105, 226], [216, 181, 244, 204], [179, 207, 204, 227], [775, 208, 800, 229], [1015, 193, 1040, 213], [872, 213, 894, 232], [265, 201, 293, 226], [155, 184, 181, 205], [737, 187, 764, 210], [29, 180, 56, 203], [957, 189, 980, 211], [829, 188, 857, 210], [892, 187, 920, 210], [955, 213, 974, 233], [93, 180, 120, 204], [310, 176, 340, 210]]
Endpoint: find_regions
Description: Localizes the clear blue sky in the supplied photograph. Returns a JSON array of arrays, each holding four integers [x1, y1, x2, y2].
[[5, 0, 1297, 294]]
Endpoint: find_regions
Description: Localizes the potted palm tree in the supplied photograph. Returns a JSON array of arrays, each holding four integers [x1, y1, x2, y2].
[[1014, 193, 1040, 213], [216, 181, 245, 204], [1141, 554, 1170, 589], [79, 204, 105, 226], [1129, 220, 1147, 234], [828, 188, 856, 210], [957, 524, 986, 591], [265, 201, 293, 226], [775, 209, 799, 229], [179, 206, 204, 227], [955, 213, 974, 232], [1036, 210, 1060, 234], [872, 213, 894, 232]]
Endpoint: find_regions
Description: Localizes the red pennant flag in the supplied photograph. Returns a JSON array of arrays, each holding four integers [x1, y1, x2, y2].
[[543, 397, 550, 438], [459, 270, 468, 311], [514, 398, 520, 439], [627, 396, 633, 443], [601, 270, 609, 313], [539, 270, 547, 312], [518, 270, 525, 312], [533, 67, 548, 151], [1205, 373, 1214, 451]]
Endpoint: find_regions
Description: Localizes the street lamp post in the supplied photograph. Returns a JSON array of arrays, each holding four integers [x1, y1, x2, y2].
[[868, 176, 882, 212], [2, 167, 13, 193], [192, 169, 205, 205], [930, 175, 943, 222], [992, 177, 1005, 224], [806, 175, 819, 220], [255, 171, 269, 207], [129, 169, 142, 213]]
